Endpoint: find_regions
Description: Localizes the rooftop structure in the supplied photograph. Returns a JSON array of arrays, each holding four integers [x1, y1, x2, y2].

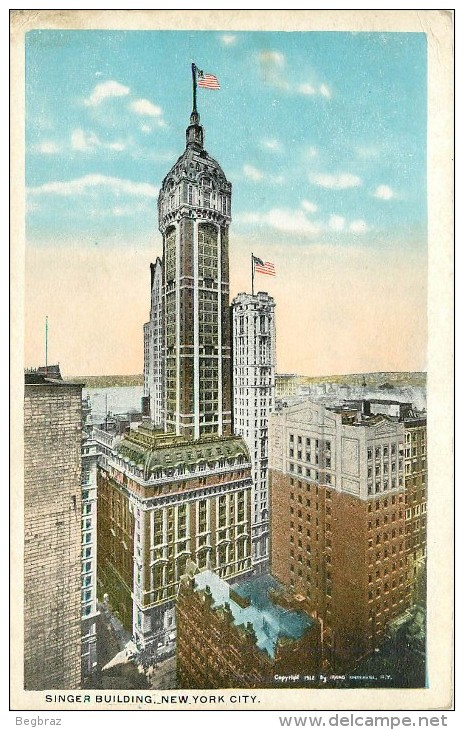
[[115, 424, 249, 482], [193, 571, 312, 658], [176, 569, 322, 688]]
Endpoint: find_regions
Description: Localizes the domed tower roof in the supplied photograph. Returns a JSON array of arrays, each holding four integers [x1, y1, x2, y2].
[[158, 108, 232, 233]]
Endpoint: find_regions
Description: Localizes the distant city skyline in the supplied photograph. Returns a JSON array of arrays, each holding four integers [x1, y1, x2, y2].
[[25, 30, 427, 376]]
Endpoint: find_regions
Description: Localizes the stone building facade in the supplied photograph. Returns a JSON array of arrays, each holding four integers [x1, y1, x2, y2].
[[269, 399, 427, 671], [232, 291, 276, 570], [97, 423, 253, 656], [403, 415, 427, 605], [81, 434, 99, 679], [24, 373, 83, 689]]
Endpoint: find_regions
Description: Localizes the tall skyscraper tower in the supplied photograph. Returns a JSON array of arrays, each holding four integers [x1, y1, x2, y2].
[[158, 106, 232, 439], [143, 257, 163, 425], [232, 292, 276, 570], [98, 85, 254, 659]]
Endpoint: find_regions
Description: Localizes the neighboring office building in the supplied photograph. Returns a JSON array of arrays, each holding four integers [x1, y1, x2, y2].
[[176, 569, 322, 688], [24, 371, 83, 689], [269, 399, 427, 672], [403, 412, 427, 606], [97, 423, 253, 657], [143, 257, 163, 425], [81, 434, 99, 680], [275, 373, 301, 399], [232, 291, 276, 571]]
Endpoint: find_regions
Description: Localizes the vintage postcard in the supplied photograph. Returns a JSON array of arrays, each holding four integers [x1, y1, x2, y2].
[[10, 9, 454, 713]]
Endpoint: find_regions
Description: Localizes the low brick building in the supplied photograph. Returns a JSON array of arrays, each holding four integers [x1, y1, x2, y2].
[[176, 570, 322, 688]]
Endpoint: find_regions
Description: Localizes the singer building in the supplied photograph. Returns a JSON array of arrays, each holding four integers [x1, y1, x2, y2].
[[97, 101, 254, 657]]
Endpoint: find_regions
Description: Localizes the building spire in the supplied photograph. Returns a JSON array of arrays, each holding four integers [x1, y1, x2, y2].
[[187, 63, 204, 148]]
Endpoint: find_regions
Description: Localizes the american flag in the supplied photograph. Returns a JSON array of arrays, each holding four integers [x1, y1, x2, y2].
[[197, 71, 220, 90], [253, 256, 276, 276]]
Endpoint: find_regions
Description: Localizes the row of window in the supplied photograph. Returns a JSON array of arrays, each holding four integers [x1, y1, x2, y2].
[[289, 448, 331, 468], [289, 462, 333, 485], [290, 435, 331, 451], [367, 495, 403, 511], [367, 443, 399, 460]]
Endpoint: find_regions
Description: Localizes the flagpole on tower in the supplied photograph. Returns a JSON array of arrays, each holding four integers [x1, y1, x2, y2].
[[191, 62, 197, 114], [251, 253, 255, 297]]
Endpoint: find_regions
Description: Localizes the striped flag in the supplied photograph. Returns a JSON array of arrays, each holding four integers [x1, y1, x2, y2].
[[197, 70, 220, 89], [253, 256, 276, 276]]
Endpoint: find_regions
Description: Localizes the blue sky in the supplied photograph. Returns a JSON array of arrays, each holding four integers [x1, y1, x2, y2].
[[26, 30, 427, 249], [24, 30, 428, 376]]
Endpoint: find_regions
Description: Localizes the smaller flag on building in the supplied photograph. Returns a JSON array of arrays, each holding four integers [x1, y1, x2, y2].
[[197, 70, 221, 89], [253, 256, 276, 276]]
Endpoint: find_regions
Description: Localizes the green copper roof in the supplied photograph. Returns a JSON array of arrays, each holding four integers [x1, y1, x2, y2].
[[116, 425, 250, 478]]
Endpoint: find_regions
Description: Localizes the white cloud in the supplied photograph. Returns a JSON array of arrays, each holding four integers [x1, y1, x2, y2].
[[140, 124, 152, 134], [305, 146, 318, 159], [84, 80, 130, 107], [28, 174, 158, 198], [243, 164, 264, 182], [310, 172, 362, 189], [329, 215, 346, 231], [257, 51, 331, 100], [349, 219, 368, 233], [26, 200, 40, 213], [242, 164, 284, 185], [297, 83, 331, 98], [71, 129, 99, 152], [130, 98, 163, 118], [267, 208, 320, 235], [237, 207, 368, 238], [220, 34, 237, 46], [355, 145, 380, 159], [107, 141, 126, 152], [261, 138, 280, 151], [301, 199, 318, 213], [235, 212, 262, 225], [257, 50, 290, 90], [298, 83, 316, 95], [36, 141, 60, 154], [374, 184, 395, 200], [238, 208, 320, 236], [71, 128, 126, 153], [258, 50, 285, 66]]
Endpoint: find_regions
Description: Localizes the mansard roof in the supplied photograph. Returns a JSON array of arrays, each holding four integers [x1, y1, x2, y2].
[[116, 425, 250, 478]]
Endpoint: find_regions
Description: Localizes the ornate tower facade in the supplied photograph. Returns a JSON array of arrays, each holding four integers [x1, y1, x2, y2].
[[158, 109, 232, 439]]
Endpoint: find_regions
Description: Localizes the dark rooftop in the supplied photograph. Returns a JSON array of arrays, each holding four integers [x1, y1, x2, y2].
[[25, 371, 83, 387]]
